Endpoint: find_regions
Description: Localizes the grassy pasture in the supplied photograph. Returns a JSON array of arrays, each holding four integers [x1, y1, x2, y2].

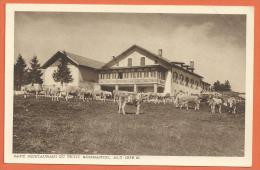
[[13, 96, 245, 156]]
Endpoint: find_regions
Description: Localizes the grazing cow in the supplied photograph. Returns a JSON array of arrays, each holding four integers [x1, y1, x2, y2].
[[113, 90, 129, 103], [78, 88, 93, 102], [116, 91, 142, 115], [157, 93, 171, 104], [21, 84, 43, 99], [47, 85, 61, 101], [147, 92, 159, 104], [174, 92, 200, 110], [61, 86, 80, 101], [224, 97, 237, 114], [92, 90, 110, 102], [208, 96, 223, 114]]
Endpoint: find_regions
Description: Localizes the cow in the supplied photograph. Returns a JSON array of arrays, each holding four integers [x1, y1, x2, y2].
[[224, 97, 238, 114], [78, 88, 93, 102], [208, 96, 223, 114], [21, 83, 43, 99], [174, 92, 200, 110], [113, 90, 129, 103], [60, 86, 81, 102], [116, 91, 143, 115], [157, 93, 171, 104], [92, 90, 111, 102], [44, 85, 61, 101]]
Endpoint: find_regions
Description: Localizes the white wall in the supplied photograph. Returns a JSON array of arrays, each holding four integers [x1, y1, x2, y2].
[[112, 51, 157, 68], [43, 64, 79, 87], [163, 70, 172, 94]]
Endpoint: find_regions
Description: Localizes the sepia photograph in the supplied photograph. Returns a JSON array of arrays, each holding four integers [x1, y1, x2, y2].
[[4, 4, 254, 166]]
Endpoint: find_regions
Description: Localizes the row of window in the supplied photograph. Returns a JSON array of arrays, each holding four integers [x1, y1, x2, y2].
[[172, 72, 210, 90], [123, 57, 158, 67], [125, 57, 146, 67], [99, 71, 165, 80]]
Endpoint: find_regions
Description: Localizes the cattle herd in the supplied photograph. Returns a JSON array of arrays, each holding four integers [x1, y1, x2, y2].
[[18, 84, 245, 115]]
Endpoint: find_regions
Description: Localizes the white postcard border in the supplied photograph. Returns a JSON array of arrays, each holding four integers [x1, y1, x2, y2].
[[4, 4, 254, 167]]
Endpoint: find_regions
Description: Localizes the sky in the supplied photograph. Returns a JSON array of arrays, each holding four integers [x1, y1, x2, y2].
[[14, 12, 246, 92]]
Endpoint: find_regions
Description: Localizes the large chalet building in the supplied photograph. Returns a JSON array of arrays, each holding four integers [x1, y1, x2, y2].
[[41, 45, 210, 95]]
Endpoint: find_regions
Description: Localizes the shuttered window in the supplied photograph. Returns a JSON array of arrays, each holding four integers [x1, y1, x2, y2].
[[140, 57, 145, 66], [128, 58, 132, 67]]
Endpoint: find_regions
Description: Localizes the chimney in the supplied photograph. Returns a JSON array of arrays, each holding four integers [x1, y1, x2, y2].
[[190, 60, 194, 68], [112, 56, 116, 60], [190, 60, 194, 72], [158, 49, 162, 57]]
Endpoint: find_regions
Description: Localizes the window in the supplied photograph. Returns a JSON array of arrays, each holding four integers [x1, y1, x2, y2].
[[133, 72, 136, 78], [195, 81, 198, 89], [190, 79, 194, 88], [173, 72, 178, 81], [185, 77, 189, 86], [128, 58, 132, 67], [130, 72, 134, 78], [180, 74, 184, 84], [140, 57, 145, 66], [113, 73, 117, 79], [106, 74, 110, 79], [150, 71, 157, 78], [116, 62, 119, 66], [144, 72, 149, 78], [154, 71, 157, 78], [154, 60, 158, 64], [137, 72, 142, 78], [161, 72, 165, 80], [118, 72, 123, 79], [124, 72, 129, 79]]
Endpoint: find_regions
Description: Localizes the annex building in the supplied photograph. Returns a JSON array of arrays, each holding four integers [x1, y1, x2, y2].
[[41, 45, 210, 95]]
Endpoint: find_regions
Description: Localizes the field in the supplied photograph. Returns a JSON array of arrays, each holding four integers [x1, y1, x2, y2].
[[13, 96, 245, 156]]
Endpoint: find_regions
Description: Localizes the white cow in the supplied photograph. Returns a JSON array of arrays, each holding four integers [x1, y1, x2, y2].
[[21, 84, 43, 99], [174, 92, 200, 110]]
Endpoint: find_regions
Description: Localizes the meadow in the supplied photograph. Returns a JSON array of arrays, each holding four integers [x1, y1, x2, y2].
[[13, 96, 245, 156]]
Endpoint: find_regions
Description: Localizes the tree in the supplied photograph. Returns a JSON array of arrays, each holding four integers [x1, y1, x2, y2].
[[14, 54, 28, 90], [212, 80, 232, 92], [52, 58, 73, 86], [224, 80, 231, 91], [213, 80, 221, 91], [28, 56, 43, 85]]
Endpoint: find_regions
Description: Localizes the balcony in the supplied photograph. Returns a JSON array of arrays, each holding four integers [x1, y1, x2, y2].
[[99, 78, 165, 86]]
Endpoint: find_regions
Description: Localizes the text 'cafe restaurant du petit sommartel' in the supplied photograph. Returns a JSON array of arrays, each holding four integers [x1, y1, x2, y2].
[[41, 45, 211, 95]]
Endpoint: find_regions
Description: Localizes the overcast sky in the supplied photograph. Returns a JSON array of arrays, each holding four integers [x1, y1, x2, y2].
[[14, 12, 246, 92]]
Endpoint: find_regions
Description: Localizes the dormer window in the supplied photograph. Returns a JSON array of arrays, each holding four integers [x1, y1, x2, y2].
[[140, 57, 145, 66]]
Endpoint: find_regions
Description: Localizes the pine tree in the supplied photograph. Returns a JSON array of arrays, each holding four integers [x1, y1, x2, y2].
[[52, 57, 73, 86], [213, 80, 221, 91], [224, 80, 231, 91], [14, 54, 28, 90], [212, 80, 232, 92], [28, 56, 43, 85]]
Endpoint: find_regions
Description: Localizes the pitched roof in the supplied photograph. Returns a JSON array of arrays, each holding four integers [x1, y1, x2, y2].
[[102, 44, 203, 78], [41, 51, 104, 69], [65, 51, 104, 69], [102, 44, 172, 69]]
